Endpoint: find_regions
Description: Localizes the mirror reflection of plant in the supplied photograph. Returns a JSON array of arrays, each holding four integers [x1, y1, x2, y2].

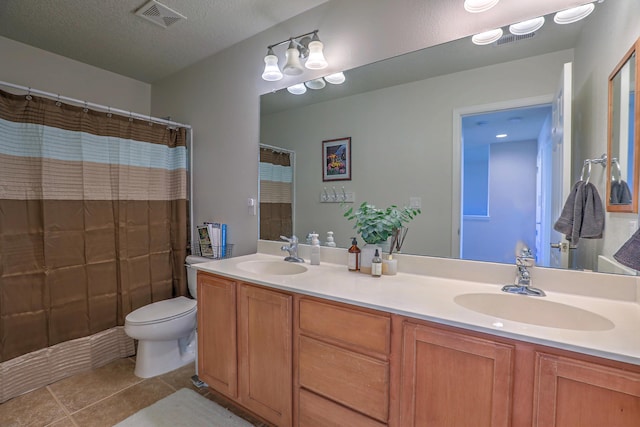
[[344, 202, 421, 249]]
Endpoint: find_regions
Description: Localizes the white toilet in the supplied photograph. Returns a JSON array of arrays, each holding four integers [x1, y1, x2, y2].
[[124, 255, 211, 378]]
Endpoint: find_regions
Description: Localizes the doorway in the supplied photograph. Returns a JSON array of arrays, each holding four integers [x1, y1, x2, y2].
[[459, 103, 553, 265]]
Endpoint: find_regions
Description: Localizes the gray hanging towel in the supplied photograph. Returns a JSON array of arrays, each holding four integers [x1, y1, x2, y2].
[[613, 228, 640, 271], [570, 182, 604, 244], [553, 181, 583, 237], [610, 180, 632, 205], [553, 181, 604, 245]]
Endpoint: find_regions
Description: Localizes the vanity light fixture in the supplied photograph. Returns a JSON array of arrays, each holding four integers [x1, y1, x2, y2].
[[472, 28, 503, 45], [464, 0, 499, 13], [509, 16, 545, 35], [261, 30, 328, 81], [554, 3, 595, 24]]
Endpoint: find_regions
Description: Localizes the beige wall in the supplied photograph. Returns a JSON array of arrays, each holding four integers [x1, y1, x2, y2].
[[261, 50, 572, 256], [151, 0, 581, 256], [0, 36, 150, 114]]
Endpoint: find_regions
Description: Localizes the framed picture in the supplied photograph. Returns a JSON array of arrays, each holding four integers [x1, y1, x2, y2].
[[322, 137, 351, 181]]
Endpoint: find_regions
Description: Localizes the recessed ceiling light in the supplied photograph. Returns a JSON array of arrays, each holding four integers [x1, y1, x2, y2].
[[509, 16, 545, 35], [496, 133, 508, 138], [464, 0, 500, 13], [554, 3, 595, 24], [472, 28, 503, 45], [287, 83, 307, 95]]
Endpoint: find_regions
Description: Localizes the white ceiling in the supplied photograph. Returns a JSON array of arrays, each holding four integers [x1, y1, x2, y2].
[[0, 0, 330, 83]]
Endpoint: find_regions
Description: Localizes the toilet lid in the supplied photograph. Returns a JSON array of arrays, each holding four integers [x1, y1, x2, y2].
[[126, 296, 197, 325]]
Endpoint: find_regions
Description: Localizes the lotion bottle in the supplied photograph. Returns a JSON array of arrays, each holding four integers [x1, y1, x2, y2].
[[310, 233, 320, 265], [348, 237, 361, 271], [371, 249, 382, 277]]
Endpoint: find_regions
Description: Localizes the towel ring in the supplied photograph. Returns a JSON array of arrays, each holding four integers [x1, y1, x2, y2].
[[580, 160, 592, 183]]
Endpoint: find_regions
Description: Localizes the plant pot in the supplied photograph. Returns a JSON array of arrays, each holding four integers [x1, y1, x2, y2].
[[360, 243, 381, 274]]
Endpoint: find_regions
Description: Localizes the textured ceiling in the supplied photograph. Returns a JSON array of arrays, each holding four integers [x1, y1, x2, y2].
[[0, 0, 330, 83]]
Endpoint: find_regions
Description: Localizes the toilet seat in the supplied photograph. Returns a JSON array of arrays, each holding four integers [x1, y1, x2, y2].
[[126, 296, 196, 326]]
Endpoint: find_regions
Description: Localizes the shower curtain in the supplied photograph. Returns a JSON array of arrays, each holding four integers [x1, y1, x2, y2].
[[259, 147, 292, 241], [0, 89, 188, 362]]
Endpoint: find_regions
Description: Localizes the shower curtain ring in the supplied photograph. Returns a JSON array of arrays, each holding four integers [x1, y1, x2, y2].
[[82, 101, 88, 113], [55, 94, 61, 107], [106, 107, 112, 118], [26, 87, 32, 101]]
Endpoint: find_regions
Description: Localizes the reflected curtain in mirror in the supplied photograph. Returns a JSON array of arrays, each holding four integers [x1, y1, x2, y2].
[[0, 89, 188, 361], [259, 146, 293, 240]]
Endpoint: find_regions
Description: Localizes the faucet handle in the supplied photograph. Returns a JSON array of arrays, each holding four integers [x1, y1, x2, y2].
[[280, 235, 298, 244], [280, 235, 291, 242]]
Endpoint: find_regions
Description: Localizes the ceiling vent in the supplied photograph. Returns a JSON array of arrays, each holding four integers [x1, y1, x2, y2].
[[495, 32, 536, 46], [135, 0, 186, 28]]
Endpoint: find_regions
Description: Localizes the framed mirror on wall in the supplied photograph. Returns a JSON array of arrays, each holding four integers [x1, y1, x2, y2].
[[607, 38, 639, 213]]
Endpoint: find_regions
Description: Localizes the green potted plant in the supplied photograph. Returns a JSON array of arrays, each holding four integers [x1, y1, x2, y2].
[[344, 202, 421, 273]]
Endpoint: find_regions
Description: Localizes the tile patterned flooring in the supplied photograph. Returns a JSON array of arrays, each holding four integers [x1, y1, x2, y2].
[[0, 357, 269, 427]]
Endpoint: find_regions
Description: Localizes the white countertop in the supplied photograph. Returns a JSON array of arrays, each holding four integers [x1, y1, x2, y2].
[[195, 252, 640, 366]]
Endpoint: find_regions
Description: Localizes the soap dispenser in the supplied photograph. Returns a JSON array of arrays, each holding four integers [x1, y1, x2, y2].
[[310, 233, 320, 265], [348, 237, 360, 271]]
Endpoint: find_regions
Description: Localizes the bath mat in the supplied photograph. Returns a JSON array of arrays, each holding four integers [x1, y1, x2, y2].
[[113, 388, 254, 427]]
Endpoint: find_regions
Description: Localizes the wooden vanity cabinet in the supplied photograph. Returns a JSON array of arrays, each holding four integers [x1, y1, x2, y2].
[[399, 321, 515, 427], [197, 272, 293, 427], [198, 270, 640, 427], [294, 297, 392, 426], [197, 272, 237, 397], [533, 352, 640, 426]]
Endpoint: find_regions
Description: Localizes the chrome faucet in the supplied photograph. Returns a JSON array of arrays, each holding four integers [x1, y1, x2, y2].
[[501, 247, 546, 296], [280, 235, 305, 263]]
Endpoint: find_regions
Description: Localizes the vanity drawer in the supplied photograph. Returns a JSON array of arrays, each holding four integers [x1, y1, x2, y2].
[[298, 298, 390, 356], [298, 335, 389, 422], [299, 388, 387, 427]]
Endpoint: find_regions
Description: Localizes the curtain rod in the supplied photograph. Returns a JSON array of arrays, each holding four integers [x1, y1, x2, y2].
[[0, 80, 191, 129]]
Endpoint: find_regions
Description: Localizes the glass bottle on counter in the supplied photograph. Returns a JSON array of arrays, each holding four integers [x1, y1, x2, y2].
[[348, 237, 361, 271], [371, 249, 382, 277]]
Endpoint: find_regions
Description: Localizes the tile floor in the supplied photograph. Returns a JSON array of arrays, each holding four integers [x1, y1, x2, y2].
[[0, 357, 270, 427]]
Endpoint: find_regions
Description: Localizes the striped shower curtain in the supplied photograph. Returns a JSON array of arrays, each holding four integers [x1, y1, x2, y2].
[[0, 89, 188, 362], [259, 147, 292, 241]]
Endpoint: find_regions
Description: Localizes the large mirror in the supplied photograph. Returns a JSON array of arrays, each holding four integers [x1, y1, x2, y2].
[[607, 38, 639, 213], [260, 1, 640, 275]]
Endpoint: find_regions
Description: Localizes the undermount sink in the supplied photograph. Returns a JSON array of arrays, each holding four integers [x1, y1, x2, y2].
[[236, 260, 308, 276], [454, 293, 615, 331]]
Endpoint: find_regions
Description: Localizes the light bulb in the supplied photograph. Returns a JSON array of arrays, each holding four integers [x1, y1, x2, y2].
[[283, 42, 304, 75], [509, 16, 545, 35], [305, 35, 328, 70], [305, 78, 326, 90], [554, 3, 595, 24], [471, 28, 503, 45], [324, 72, 346, 84], [287, 83, 307, 95], [261, 49, 282, 81], [464, 0, 499, 13]]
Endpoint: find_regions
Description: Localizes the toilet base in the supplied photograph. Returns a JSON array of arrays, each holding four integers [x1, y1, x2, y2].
[[134, 335, 196, 378]]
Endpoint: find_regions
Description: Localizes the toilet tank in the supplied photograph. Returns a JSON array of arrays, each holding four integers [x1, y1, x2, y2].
[[185, 256, 212, 298]]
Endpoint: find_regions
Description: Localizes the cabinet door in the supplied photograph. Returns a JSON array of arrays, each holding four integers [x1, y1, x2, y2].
[[197, 272, 237, 398], [400, 322, 514, 427], [238, 284, 292, 427], [534, 353, 640, 426]]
